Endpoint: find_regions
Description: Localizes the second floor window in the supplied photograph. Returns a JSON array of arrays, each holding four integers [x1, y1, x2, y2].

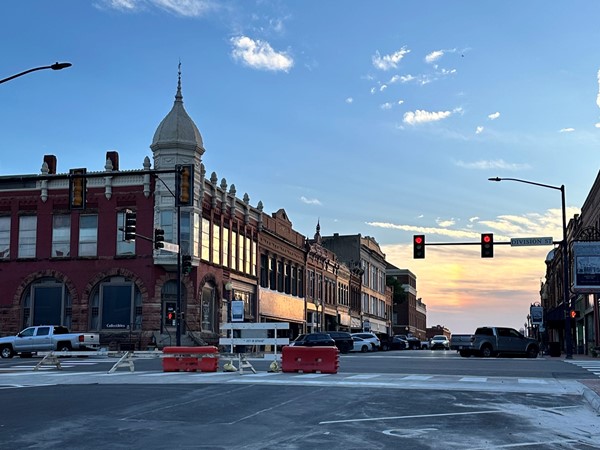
[[0, 216, 10, 259], [18, 215, 37, 258], [52, 215, 71, 257], [79, 214, 98, 257], [116, 211, 135, 255]]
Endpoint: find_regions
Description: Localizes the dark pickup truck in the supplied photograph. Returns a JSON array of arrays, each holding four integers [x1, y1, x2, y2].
[[462, 326, 539, 358]]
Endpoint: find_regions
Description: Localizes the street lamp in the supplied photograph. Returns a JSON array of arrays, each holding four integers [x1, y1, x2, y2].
[[0, 62, 72, 85], [488, 176, 572, 359]]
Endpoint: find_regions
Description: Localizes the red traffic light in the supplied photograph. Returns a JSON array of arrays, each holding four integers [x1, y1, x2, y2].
[[413, 235, 425, 259], [481, 233, 494, 258]]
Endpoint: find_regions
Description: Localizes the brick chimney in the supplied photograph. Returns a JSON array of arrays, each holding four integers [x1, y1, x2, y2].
[[43, 155, 57, 174], [106, 151, 119, 171]]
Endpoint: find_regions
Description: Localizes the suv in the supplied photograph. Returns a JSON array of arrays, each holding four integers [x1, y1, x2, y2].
[[429, 335, 450, 350], [326, 331, 354, 354], [351, 332, 381, 351], [290, 333, 335, 347]]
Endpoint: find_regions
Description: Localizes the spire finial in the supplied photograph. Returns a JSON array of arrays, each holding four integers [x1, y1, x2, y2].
[[175, 60, 183, 102]]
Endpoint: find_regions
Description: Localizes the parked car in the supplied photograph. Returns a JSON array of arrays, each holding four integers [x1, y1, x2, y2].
[[289, 333, 335, 348], [351, 332, 381, 351], [351, 336, 371, 353], [429, 335, 450, 350], [390, 335, 408, 350], [395, 334, 421, 350], [326, 331, 354, 354]]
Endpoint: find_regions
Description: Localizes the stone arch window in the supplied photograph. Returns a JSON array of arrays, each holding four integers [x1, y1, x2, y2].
[[89, 276, 142, 331], [22, 278, 72, 329]]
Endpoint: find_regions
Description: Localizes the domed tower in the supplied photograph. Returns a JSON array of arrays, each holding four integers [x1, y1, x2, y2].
[[150, 65, 204, 259]]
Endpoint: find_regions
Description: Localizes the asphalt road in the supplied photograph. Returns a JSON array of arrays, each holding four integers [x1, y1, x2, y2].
[[1, 350, 599, 449]]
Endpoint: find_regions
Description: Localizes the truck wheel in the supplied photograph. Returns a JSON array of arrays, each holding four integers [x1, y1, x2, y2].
[[58, 343, 72, 355], [1, 345, 14, 359], [481, 345, 495, 358], [526, 346, 539, 358], [459, 350, 471, 357]]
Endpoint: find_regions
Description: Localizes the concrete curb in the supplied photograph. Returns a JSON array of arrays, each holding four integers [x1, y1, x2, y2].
[[581, 385, 600, 414]]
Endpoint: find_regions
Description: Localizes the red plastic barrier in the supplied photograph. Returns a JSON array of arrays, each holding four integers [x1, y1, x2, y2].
[[162, 346, 219, 372], [281, 346, 339, 374]]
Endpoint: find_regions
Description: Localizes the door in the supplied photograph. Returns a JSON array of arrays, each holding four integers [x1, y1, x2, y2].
[[31, 326, 52, 351], [13, 327, 36, 352]]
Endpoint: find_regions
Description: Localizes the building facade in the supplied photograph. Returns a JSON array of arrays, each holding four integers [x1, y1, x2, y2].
[[385, 265, 427, 340], [320, 233, 391, 334], [541, 170, 600, 355], [0, 74, 424, 349]]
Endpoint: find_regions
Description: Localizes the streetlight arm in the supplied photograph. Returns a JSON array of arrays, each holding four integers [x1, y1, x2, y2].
[[0, 62, 72, 85], [488, 177, 561, 192]]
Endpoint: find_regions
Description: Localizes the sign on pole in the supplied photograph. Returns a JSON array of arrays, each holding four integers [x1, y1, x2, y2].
[[572, 241, 600, 292], [162, 242, 179, 253], [510, 237, 553, 247]]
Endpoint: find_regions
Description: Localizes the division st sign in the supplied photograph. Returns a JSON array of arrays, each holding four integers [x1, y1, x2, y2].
[[510, 237, 553, 247]]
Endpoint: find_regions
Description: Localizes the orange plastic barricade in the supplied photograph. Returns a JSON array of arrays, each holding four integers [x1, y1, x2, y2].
[[162, 346, 219, 372], [281, 346, 339, 374]]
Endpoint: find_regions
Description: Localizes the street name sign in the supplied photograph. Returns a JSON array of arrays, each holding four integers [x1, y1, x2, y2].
[[162, 242, 179, 253], [510, 237, 553, 247]]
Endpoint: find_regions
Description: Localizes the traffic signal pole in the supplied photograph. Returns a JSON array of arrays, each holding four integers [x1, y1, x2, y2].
[[176, 201, 182, 347]]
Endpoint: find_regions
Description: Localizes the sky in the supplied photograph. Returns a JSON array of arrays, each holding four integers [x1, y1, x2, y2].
[[2, 1, 600, 334]]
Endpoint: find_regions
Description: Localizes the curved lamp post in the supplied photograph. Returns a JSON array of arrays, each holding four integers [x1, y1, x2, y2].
[[0, 62, 72, 85], [488, 176, 572, 359]]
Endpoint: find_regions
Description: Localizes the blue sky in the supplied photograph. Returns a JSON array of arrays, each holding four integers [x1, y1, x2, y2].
[[2, 1, 600, 333]]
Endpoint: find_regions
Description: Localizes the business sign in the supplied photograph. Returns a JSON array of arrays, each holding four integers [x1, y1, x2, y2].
[[529, 306, 544, 325], [510, 237, 553, 247], [231, 300, 244, 322], [572, 241, 600, 292]]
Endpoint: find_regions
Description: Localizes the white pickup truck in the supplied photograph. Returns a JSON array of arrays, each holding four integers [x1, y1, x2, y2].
[[0, 325, 100, 358]]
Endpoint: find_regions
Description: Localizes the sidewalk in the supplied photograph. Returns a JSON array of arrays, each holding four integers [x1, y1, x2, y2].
[[558, 354, 600, 412]]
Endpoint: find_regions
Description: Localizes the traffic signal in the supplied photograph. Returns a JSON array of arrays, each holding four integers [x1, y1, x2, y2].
[[413, 235, 425, 259], [182, 254, 192, 274], [69, 168, 87, 209], [176, 164, 194, 206], [154, 228, 165, 250], [124, 210, 137, 241], [481, 233, 494, 258], [569, 310, 580, 319]]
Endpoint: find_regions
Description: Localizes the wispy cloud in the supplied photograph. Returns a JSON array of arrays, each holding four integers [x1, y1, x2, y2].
[[436, 218, 456, 227], [345, 97, 353, 104], [559, 127, 575, 133], [230, 36, 293, 72], [488, 112, 500, 120], [454, 159, 530, 170], [98, 0, 220, 16], [300, 196, 322, 206], [372, 47, 410, 71], [475, 126, 484, 134], [403, 109, 452, 125], [425, 50, 444, 64]]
